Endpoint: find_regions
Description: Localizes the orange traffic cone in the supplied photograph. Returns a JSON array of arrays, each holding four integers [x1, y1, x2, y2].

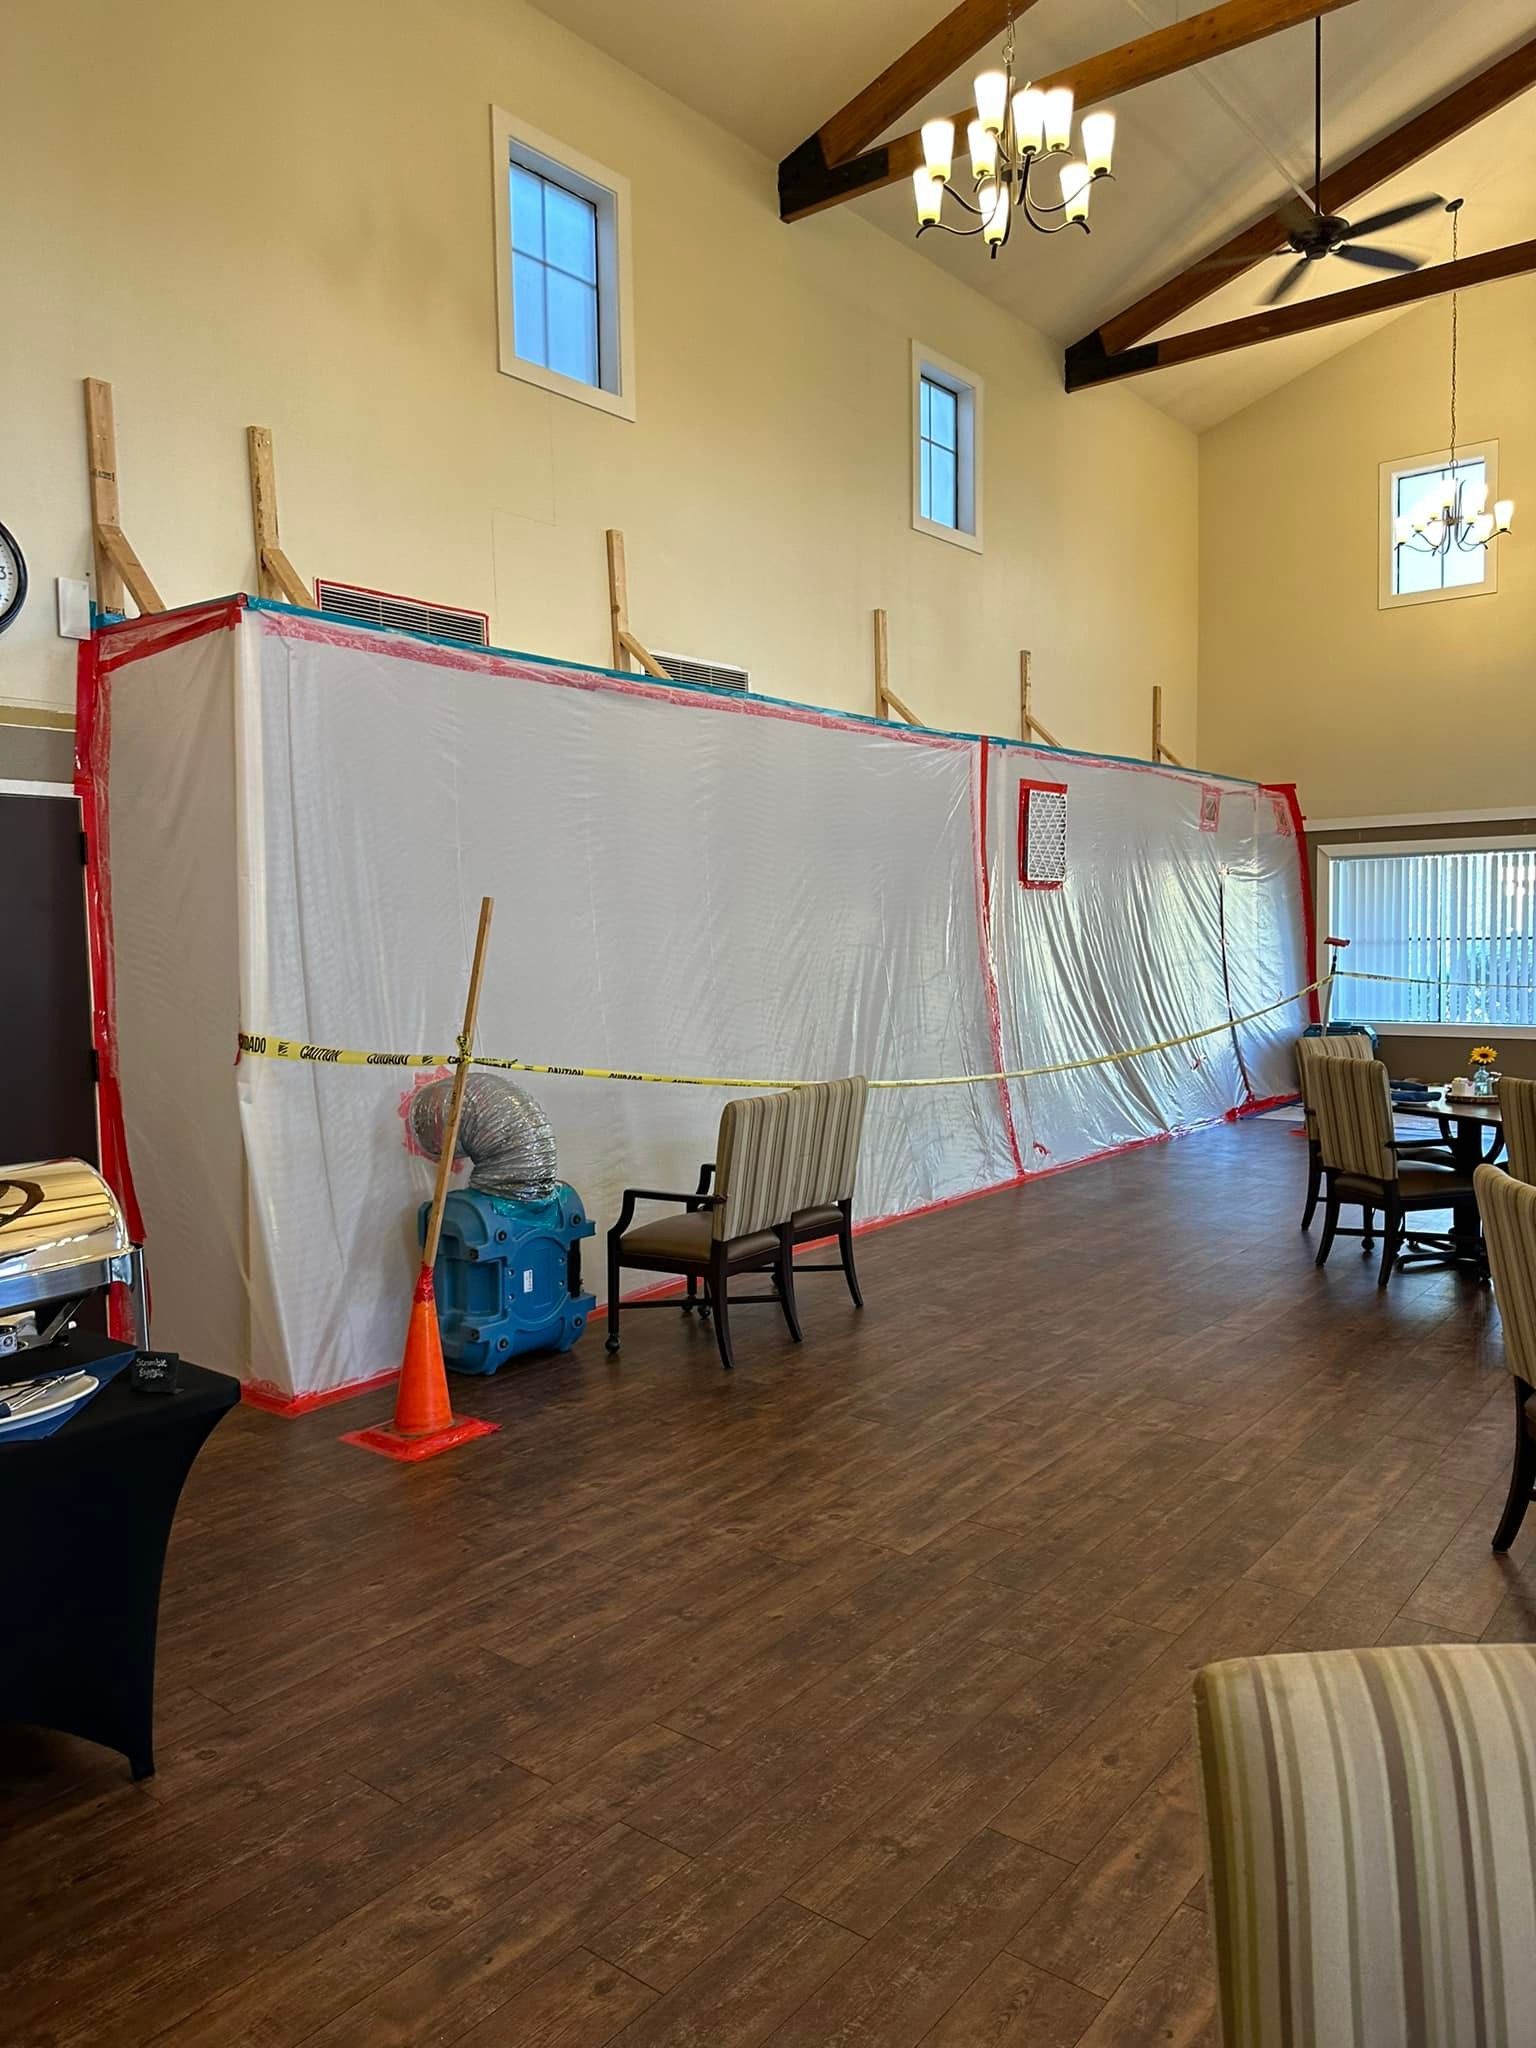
[[341, 1268, 499, 1462], [342, 895, 502, 1464]]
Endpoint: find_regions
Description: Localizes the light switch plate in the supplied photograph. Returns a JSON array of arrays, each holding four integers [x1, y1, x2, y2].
[[56, 577, 92, 640]]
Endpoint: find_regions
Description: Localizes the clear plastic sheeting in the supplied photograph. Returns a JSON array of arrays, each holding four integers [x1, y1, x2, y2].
[[410, 1073, 559, 1202], [87, 598, 1309, 1403]]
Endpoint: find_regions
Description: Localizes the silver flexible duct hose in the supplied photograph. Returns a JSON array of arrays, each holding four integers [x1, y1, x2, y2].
[[410, 1072, 559, 1202]]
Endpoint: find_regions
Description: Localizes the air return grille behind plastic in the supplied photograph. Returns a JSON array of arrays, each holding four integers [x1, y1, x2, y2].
[[654, 651, 749, 694], [314, 579, 490, 647]]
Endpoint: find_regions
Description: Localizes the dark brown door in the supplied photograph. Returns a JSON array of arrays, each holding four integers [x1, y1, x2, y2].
[[0, 793, 97, 1165]]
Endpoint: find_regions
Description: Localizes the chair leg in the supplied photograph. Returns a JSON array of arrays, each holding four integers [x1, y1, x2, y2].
[[837, 1200, 864, 1308], [709, 1250, 735, 1371], [1315, 1181, 1341, 1268], [1377, 1201, 1403, 1288], [605, 1234, 622, 1353], [1301, 1142, 1322, 1231], [683, 1274, 697, 1317], [1361, 1205, 1374, 1253], [775, 1227, 803, 1343], [1492, 1384, 1536, 1552]]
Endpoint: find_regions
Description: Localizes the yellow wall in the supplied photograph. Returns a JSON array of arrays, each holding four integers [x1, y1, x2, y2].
[[1199, 276, 1536, 822], [0, 0, 1197, 760]]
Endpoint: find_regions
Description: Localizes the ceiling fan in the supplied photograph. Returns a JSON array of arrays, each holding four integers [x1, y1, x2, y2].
[[1261, 18, 1443, 305], [1212, 17, 1449, 307]]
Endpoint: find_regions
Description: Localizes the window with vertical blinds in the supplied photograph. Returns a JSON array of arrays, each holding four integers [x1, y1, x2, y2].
[[1330, 847, 1536, 1027]]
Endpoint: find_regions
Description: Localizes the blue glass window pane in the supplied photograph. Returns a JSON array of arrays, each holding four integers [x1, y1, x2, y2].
[[546, 269, 598, 385], [510, 166, 545, 257], [929, 445, 957, 528], [920, 440, 933, 522], [927, 382, 958, 452], [919, 378, 932, 439], [544, 181, 598, 282], [512, 253, 547, 368]]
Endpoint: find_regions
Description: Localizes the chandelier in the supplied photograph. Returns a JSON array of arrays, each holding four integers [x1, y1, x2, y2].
[[910, 16, 1115, 256], [1394, 200, 1514, 560]]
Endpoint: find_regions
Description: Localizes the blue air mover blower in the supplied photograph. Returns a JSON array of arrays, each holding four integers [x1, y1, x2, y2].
[[418, 1184, 594, 1373], [410, 1071, 594, 1374]]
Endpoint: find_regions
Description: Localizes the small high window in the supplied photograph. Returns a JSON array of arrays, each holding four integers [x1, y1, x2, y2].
[[912, 345, 982, 553], [1379, 442, 1499, 608], [491, 108, 635, 422]]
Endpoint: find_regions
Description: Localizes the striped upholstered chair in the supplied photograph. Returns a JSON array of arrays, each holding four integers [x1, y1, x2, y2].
[[1475, 1162, 1536, 1549], [1195, 1642, 1536, 2047], [1498, 1075, 1536, 1185], [1296, 1032, 1451, 1230], [695, 1077, 870, 1308], [1310, 1056, 1474, 1286], [606, 1089, 801, 1373]]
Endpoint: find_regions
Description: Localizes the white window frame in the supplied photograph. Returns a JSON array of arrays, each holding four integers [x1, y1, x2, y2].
[[911, 343, 982, 554], [1378, 441, 1499, 610], [490, 106, 635, 422], [1317, 832, 1536, 1039]]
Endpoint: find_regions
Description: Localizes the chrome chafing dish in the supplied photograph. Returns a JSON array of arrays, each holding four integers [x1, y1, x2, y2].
[[0, 1160, 147, 1355]]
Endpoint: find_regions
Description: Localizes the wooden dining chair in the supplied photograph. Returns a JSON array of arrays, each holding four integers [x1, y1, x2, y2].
[[605, 1090, 799, 1373], [1498, 1075, 1536, 1185], [1474, 1162, 1536, 1549], [1310, 1057, 1474, 1287]]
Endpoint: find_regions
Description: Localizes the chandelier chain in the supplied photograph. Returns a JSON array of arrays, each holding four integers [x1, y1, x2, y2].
[[1449, 203, 1459, 469]]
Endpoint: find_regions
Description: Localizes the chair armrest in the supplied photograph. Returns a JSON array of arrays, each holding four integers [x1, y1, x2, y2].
[[610, 1187, 721, 1239], [695, 1162, 717, 1195]]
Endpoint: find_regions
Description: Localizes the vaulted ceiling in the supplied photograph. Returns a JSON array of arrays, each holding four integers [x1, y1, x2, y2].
[[530, 0, 1536, 427]]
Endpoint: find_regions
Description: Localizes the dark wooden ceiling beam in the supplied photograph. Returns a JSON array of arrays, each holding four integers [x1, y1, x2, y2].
[[819, 0, 1042, 168], [780, 0, 1359, 224], [1077, 31, 1536, 360], [1065, 236, 1536, 390]]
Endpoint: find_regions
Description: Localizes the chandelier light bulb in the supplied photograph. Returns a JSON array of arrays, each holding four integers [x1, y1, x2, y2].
[[921, 118, 955, 184], [981, 181, 1010, 247], [1080, 110, 1116, 178], [1043, 86, 1075, 154], [1495, 499, 1516, 534], [1012, 87, 1046, 156], [1467, 513, 1495, 546], [973, 69, 1009, 136], [1393, 515, 1413, 547], [912, 168, 943, 225], [968, 121, 998, 182], [1060, 160, 1092, 224]]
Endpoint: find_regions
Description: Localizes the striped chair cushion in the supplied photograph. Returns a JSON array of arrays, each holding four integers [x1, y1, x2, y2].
[[1295, 1033, 1375, 1141], [712, 1091, 794, 1241], [1196, 1644, 1536, 2047], [1477, 1162, 1536, 1384], [1499, 1076, 1536, 1188], [1309, 1055, 1396, 1182], [788, 1077, 869, 1213]]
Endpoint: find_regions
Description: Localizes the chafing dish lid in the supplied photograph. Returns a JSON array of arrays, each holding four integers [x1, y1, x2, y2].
[[0, 1160, 132, 1280]]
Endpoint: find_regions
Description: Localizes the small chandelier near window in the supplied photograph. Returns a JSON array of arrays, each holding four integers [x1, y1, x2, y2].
[[911, 14, 1115, 258], [1395, 199, 1514, 561]]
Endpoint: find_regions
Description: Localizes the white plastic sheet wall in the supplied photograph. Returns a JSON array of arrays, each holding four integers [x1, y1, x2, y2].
[[91, 600, 1308, 1403]]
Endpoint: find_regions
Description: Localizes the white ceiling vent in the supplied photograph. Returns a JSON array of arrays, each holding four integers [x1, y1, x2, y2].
[[653, 650, 749, 695], [314, 579, 490, 647]]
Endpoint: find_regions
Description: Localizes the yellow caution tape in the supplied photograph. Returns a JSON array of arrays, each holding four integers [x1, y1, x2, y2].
[[1339, 968, 1536, 994], [236, 973, 1331, 1093]]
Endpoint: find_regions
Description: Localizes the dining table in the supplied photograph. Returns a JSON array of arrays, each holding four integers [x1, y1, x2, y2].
[[1390, 1085, 1505, 1268]]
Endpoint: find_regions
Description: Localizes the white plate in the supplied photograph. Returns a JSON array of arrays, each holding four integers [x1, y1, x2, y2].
[[0, 1372, 99, 1433]]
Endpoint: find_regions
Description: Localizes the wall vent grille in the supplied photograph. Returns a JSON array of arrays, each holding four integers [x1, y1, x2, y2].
[[314, 579, 490, 647], [654, 651, 749, 695]]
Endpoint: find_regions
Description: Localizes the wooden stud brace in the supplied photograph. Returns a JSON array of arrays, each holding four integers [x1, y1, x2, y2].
[[83, 378, 163, 616], [604, 529, 672, 681], [1152, 685, 1185, 768], [872, 609, 924, 726], [1019, 651, 1062, 749], [246, 427, 315, 608]]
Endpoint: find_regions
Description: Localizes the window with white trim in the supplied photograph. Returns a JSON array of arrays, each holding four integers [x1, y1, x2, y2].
[[912, 344, 981, 552], [491, 108, 635, 421], [1321, 838, 1536, 1033], [1379, 442, 1499, 608]]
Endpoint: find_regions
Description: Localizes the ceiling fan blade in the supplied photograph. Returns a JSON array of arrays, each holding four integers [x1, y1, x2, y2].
[[1333, 243, 1422, 275], [1263, 259, 1312, 306], [1343, 195, 1445, 240]]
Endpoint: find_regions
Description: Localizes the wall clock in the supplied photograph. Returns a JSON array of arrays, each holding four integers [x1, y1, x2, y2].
[[0, 522, 28, 635]]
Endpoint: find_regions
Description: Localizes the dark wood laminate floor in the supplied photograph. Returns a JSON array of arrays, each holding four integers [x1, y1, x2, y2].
[[5, 1117, 1533, 2047]]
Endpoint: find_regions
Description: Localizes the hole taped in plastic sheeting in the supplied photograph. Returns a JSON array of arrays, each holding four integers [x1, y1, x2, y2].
[[1019, 781, 1068, 891]]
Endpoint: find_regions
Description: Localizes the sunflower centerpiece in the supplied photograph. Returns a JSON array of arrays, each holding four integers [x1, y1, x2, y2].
[[1469, 1045, 1499, 1098]]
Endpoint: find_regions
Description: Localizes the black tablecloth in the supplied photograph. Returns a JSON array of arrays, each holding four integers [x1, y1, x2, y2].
[[0, 1334, 239, 1779]]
